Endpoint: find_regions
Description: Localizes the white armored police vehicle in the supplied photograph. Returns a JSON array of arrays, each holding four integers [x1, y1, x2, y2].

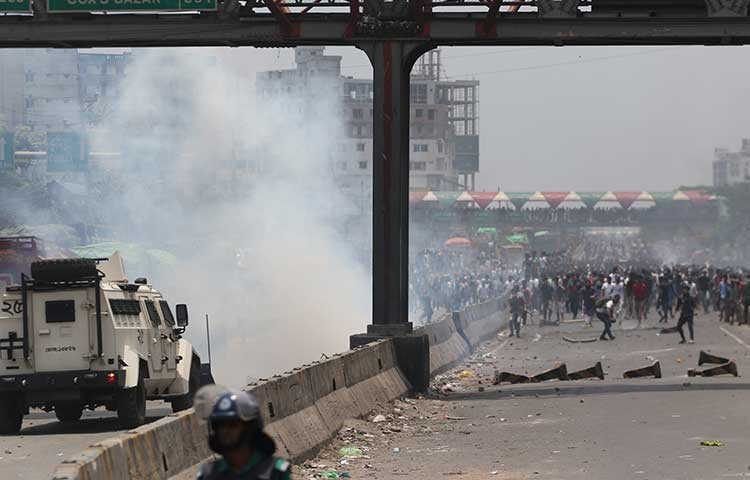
[[0, 254, 208, 434]]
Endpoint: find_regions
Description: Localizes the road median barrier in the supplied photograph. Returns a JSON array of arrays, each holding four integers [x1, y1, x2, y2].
[[458, 298, 507, 348], [567, 361, 605, 380], [52, 339, 410, 480], [698, 350, 730, 366], [493, 370, 530, 384], [623, 361, 662, 379], [531, 363, 569, 382], [688, 360, 738, 377], [417, 313, 471, 375], [53, 298, 509, 480]]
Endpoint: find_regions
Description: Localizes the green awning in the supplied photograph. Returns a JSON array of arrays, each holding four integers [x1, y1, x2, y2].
[[507, 192, 533, 210], [505, 233, 528, 244], [651, 191, 675, 206], [578, 192, 605, 208], [434, 191, 461, 207]]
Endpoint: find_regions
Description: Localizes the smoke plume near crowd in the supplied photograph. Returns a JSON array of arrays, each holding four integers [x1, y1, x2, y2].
[[98, 49, 371, 387]]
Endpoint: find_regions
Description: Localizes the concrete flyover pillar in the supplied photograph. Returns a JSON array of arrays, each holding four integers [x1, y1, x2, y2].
[[349, 39, 433, 393]]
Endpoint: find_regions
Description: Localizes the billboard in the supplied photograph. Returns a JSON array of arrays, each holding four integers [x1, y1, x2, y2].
[[47, 132, 88, 172], [453, 135, 479, 173], [0, 132, 13, 170]]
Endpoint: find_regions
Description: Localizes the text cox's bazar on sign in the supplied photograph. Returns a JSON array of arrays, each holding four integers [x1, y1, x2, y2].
[[0, 0, 31, 13], [47, 0, 216, 12]]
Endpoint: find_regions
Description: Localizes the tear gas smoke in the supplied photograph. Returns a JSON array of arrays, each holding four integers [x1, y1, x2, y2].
[[97, 49, 371, 387]]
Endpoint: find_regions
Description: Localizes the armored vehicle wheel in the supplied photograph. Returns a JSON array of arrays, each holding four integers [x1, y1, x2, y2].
[[55, 403, 83, 423], [117, 373, 146, 428], [0, 395, 23, 435], [31, 258, 98, 282], [171, 360, 200, 413]]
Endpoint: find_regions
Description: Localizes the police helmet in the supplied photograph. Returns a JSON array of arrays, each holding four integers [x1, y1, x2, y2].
[[195, 386, 277, 456], [209, 390, 262, 426]]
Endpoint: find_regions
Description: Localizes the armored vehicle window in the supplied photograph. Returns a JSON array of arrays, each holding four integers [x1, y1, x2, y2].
[[144, 300, 161, 327], [46, 300, 75, 323], [110, 299, 141, 316], [159, 300, 175, 327]]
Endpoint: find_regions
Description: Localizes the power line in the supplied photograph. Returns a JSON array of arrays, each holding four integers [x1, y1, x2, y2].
[[340, 46, 537, 71], [442, 47, 681, 79]]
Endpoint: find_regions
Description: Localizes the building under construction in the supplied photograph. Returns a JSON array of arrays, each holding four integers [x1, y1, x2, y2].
[[256, 47, 480, 205]]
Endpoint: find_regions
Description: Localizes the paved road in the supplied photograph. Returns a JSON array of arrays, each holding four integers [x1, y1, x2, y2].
[[298, 313, 750, 480], [0, 402, 172, 479]]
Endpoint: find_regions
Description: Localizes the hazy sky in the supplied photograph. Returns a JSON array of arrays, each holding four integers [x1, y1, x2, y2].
[[163, 45, 750, 192]]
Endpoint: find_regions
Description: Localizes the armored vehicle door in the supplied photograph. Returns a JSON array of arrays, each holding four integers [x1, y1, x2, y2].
[[32, 289, 92, 372], [157, 300, 178, 371], [142, 298, 165, 374]]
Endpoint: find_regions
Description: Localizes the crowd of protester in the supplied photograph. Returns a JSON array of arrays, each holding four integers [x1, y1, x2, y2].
[[509, 245, 750, 342], [411, 235, 750, 344], [409, 249, 517, 324]]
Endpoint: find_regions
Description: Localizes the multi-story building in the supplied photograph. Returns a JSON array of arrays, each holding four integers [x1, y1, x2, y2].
[[713, 138, 750, 187], [0, 51, 24, 131], [0, 49, 130, 134], [78, 51, 131, 127], [256, 47, 480, 205], [22, 49, 83, 132]]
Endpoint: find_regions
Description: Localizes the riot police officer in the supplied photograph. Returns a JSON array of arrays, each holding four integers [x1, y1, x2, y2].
[[196, 387, 292, 480]]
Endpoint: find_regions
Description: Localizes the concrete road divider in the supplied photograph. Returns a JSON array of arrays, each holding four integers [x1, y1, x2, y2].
[[623, 361, 662, 379], [417, 313, 471, 376], [698, 350, 730, 366], [567, 362, 605, 380], [53, 298, 508, 480], [493, 370, 530, 384], [52, 339, 410, 480], [51, 410, 210, 480], [688, 360, 738, 377], [458, 298, 507, 348], [531, 363, 569, 382]]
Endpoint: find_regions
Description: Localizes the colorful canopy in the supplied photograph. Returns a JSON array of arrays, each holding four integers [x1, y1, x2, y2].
[[579, 192, 606, 209], [507, 192, 534, 210], [423, 191, 439, 202], [542, 192, 569, 209], [651, 191, 675, 206], [680, 190, 714, 204], [594, 192, 622, 210], [434, 191, 460, 207], [522, 191, 550, 210], [629, 191, 656, 210], [409, 191, 428, 204], [445, 237, 471, 247], [505, 233, 528, 244], [407, 191, 718, 210], [470, 191, 499, 209], [557, 191, 587, 210], [613, 191, 641, 210]]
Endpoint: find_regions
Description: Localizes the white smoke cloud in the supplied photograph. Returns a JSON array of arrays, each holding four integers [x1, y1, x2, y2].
[[97, 48, 371, 387]]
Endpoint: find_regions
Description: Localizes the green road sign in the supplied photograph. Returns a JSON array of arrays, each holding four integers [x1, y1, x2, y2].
[[0, 0, 31, 12], [47, 0, 216, 12], [0, 133, 13, 170], [47, 132, 88, 173]]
